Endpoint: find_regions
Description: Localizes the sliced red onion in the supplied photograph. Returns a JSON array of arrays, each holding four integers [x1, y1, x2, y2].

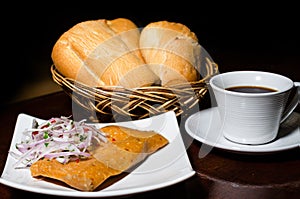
[[11, 116, 107, 168]]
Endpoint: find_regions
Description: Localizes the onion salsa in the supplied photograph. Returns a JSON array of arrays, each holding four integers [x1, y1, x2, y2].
[[9, 116, 107, 169]]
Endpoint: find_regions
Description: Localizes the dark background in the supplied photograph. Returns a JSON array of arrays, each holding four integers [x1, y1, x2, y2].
[[2, 3, 299, 105]]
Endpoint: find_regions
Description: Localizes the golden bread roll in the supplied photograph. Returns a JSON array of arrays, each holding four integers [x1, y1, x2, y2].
[[51, 18, 160, 88], [139, 21, 201, 86], [30, 125, 169, 191]]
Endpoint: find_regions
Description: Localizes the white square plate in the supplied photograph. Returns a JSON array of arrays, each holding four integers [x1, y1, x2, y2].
[[0, 111, 195, 197]]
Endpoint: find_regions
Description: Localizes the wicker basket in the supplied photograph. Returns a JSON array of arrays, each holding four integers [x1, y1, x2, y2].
[[51, 57, 218, 122]]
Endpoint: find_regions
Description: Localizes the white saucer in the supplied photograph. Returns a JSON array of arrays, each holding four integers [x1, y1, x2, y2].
[[185, 107, 300, 154]]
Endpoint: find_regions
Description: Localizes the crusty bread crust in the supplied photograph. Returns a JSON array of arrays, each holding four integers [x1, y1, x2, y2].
[[139, 21, 201, 86], [51, 18, 201, 88], [51, 18, 159, 88]]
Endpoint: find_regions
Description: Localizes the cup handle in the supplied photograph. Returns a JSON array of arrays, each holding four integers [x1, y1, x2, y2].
[[280, 82, 300, 123]]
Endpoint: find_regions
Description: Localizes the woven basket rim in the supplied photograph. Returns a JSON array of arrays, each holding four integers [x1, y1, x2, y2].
[[51, 58, 218, 90]]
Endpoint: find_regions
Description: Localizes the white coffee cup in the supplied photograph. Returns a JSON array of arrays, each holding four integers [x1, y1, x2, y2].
[[209, 71, 300, 145]]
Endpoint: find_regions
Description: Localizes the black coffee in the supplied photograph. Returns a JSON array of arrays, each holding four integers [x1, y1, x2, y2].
[[225, 86, 277, 93]]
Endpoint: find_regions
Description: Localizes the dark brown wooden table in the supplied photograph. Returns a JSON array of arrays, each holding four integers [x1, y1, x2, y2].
[[0, 90, 299, 199]]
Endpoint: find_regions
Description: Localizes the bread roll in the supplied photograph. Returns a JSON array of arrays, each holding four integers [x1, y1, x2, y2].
[[51, 18, 160, 88], [139, 21, 201, 86]]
